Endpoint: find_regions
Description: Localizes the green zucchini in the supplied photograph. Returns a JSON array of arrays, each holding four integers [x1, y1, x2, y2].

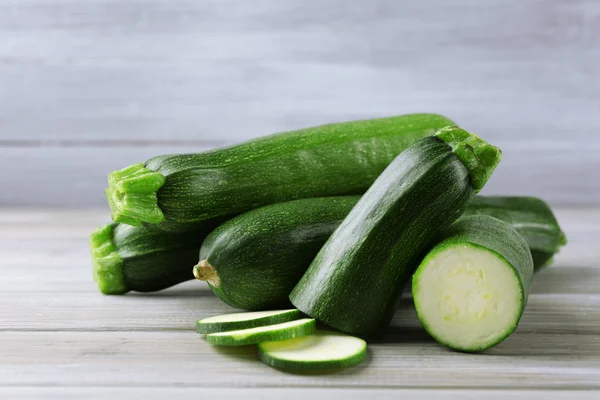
[[196, 309, 303, 334], [290, 126, 502, 336], [258, 331, 367, 370], [205, 318, 316, 346], [195, 195, 565, 312], [93, 194, 564, 296], [90, 221, 218, 294], [462, 196, 566, 270], [194, 196, 361, 310], [105, 113, 454, 231], [412, 215, 534, 352]]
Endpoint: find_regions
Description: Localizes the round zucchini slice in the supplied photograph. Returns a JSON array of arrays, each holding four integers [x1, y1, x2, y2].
[[205, 318, 315, 346], [196, 309, 303, 334], [258, 331, 367, 370]]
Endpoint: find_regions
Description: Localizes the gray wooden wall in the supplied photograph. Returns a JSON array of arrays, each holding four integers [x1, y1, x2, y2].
[[1, 0, 598, 207]]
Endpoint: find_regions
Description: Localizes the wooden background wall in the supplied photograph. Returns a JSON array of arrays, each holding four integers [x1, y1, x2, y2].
[[1, 0, 598, 207]]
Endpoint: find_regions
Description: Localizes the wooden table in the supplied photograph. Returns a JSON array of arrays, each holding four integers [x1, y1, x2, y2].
[[1, 209, 599, 399]]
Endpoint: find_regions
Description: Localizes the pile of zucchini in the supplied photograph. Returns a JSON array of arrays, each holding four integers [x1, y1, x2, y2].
[[91, 113, 566, 370]]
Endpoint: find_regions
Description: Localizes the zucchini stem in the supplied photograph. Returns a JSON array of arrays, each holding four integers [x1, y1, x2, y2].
[[90, 223, 129, 294], [105, 163, 166, 226], [194, 260, 221, 288], [435, 126, 502, 193]]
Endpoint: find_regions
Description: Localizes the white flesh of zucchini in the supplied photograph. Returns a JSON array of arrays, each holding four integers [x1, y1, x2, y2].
[[413, 244, 523, 352], [196, 309, 302, 334], [258, 331, 367, 370], [205, 318, 315, 346]]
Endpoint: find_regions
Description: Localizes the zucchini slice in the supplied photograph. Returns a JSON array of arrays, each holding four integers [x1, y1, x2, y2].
[[205, 318, 316, 346], [413, 215, 534, 352], [196, 309, 303, 334], [258, 331, 367, 370]]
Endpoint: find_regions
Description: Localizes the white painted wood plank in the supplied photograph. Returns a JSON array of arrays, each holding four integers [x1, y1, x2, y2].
[[1, 285, 598, 335], [0, 146, 212, 208], [1, 331, 599, 389], [1, 142, 599, 207], [0, 209, 598, 391], [0, 388, 598, 400], [1, 0, 599, 207], [0, 0, 598, 142]]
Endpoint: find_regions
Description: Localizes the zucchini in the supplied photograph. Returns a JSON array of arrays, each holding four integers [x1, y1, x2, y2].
[[290, 126, 502, 336], [258, 331, 367, 370], [412, 215, 534, 352], [196, 309, 303, 334], [194, 196, 361, 310], [105, 113, 454, 231], [93, 193, 564, 296], [462, 196, 566, 270], [195, 194, 564, 310], [205, 318, 316, 346], [90, 221, 218, 294]]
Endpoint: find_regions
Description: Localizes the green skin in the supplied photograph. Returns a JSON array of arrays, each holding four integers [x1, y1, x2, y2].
[[462, 196, 567, 271], [196, 196, 362, 310], [258, 347, 366, 371], [258, 332, 367, 371], [90, 220, 220, 294], [205, 319, 316, 346], [413, 215, 534, 352], [196, 309, 303, 334], [106, 113, 455, 232], [94, 192, 564, 296], [290, 129, 502, 336], [196, 195, 564, 312]]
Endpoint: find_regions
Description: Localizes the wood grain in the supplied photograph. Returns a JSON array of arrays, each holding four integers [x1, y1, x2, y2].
[[1, 388, 599, 400], [1, 140, 599, 207], [0, 208, 599, 394], [1, 0, 598, 142], [1, 0, 599, 206]]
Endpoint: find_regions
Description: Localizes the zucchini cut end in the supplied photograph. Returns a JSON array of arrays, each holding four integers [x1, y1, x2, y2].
[[106, 163, 166, 226], [90, 223, 129, 294], [435, 126, 502, 193], [413, 242, 524, 352]]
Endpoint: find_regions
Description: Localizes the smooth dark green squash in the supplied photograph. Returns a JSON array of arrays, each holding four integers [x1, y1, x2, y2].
[[195, 195, 563, 311], [462, 196, 566, 270], [105, 113, 455, 232], [195, 196, 361, 310], [290, 127, 502, 336]]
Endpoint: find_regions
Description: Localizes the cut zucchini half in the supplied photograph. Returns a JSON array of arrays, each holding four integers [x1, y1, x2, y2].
[[205, 318, 316, 346], [413, 215, 533, 352], [196, 309, 303, 334], [258, 331, 367, 370]]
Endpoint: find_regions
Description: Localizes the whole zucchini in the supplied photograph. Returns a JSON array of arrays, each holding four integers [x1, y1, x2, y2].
[[194, 195, 565, 310], [90, 221, 220, 294], [413, 215, 534, 352], [195, 196, 361, 310], [462, 196, 566, 270], [290, 127, 502, 336], [105, 113, 454, 231]]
